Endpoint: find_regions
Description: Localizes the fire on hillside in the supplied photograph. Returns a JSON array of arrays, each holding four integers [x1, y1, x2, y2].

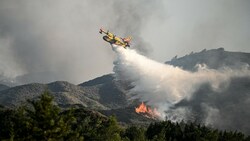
[[135, 102, 161, 119]]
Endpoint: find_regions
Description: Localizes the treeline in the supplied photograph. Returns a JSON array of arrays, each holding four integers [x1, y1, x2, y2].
[[0, 92, 249, 141]]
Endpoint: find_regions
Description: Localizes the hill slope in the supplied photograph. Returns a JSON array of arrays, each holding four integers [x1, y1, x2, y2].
[[166, 48, 250, 70], [0, 48, 249, 130], [174, 76, 250, 134], [0, 81, 106, 110], [0, 84, 9, 91], [79, 74, 130, 109], [165, 48, 250, 134]]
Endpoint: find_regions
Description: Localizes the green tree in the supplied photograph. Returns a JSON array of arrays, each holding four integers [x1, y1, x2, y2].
[[2, 91, 250, 141], [14, 91, 79, 141], [71, 108, 122, 141], [95, 116, 123, 141], [0, 107, 16, 140], [123, 126, 146, 141]]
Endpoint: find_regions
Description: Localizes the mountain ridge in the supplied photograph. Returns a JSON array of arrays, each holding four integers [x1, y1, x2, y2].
[[0, 48, 249, 131], [0, 84, 9, 91], [0, 81, 107, 110], [166, 48, 250, 71]]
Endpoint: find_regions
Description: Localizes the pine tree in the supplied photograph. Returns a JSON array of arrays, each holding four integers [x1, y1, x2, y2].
[[124, 126, 146, 141], [14, 91, 79, 140]]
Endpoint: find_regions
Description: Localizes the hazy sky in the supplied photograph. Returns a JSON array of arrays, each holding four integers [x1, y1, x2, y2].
[[0, 0, 249, 84]]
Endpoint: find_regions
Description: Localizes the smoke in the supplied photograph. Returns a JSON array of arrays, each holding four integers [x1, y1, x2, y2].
[[0, 0, 165, 85], [0, 0, 111, 85], [0, 0, 249, 85], [110, 0, 164, 54], [144, 0, 250, 62], [1, 0, 250, 133], [112, 45, 250, 133]]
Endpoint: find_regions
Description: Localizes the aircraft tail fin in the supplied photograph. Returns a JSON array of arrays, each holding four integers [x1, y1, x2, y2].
[[99, 27, 104, 34], [124, 36, 132, 43]]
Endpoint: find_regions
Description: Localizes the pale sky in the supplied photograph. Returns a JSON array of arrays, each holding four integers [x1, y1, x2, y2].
[[0, 0, 249, 85]]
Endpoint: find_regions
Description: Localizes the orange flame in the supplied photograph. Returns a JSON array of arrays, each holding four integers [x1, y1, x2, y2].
[[135, 102, 160, 119]]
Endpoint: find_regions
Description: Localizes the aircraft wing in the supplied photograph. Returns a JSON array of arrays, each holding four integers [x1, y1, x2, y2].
[[100, 27, 131, 48], [100, 28, 116, 39]]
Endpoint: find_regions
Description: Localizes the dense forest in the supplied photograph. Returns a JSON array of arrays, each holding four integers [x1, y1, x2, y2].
[[0, 91, 249, 141]]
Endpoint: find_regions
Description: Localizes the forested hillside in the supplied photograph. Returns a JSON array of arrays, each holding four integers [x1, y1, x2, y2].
[[0, 91, 249, 141]]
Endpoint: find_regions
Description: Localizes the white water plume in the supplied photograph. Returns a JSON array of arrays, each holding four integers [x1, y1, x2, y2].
[[112, 45, 250, 120]]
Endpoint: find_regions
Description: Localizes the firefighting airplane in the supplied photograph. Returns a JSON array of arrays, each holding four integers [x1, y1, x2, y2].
[[99, 28, 131, 48]]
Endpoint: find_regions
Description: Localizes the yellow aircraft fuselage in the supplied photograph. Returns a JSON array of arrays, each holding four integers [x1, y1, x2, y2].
[[100, 29, 130, 48]]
